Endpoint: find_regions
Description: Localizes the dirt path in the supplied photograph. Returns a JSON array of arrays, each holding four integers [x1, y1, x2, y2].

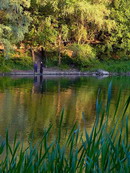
[[9, 67, 84, 75]]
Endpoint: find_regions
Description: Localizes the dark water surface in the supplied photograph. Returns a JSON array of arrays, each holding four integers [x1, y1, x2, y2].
[[0, 75, 130, 141]]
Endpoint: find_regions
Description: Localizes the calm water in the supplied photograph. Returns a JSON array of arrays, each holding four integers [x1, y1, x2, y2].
[[0, 75, 130, 141]]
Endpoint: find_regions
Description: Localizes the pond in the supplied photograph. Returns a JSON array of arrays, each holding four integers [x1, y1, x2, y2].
[[0, 75, 130, 142]]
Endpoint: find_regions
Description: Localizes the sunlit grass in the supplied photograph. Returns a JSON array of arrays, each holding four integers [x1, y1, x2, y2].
[[85, 60, 130, 73]]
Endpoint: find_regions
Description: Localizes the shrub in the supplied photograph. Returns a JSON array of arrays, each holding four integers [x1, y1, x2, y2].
[[0, 55, 33, 72], [12, 56, 33, 68], [69, 44, 96, 67], [0, 56, 4, 65]]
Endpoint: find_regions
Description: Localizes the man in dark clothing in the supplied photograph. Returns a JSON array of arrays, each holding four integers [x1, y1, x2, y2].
[[40, 62, 44, 74], [34, 62, 38, 74]]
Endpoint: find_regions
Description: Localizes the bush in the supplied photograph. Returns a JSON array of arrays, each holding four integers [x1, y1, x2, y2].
[[12, 56, 33, 68], [0, 56, 11, 72], [0, 55, 33, 72], [69, 44, 96, 67], [45, 55, 59, 67], [0, 56, 4, 65]]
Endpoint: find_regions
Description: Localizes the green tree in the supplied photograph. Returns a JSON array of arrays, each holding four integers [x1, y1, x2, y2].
[[110, 0, 130, 58], [28, 0, 115, 64], [16, 0, 130, 66], [96, 0, 130, 59], [0, 0, 31, 58]]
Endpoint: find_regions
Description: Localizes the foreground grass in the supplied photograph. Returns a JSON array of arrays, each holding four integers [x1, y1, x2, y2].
[[0, 84, 129, 172]]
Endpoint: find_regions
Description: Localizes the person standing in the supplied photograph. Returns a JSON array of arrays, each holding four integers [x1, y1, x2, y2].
[[34, 61, 38, 74], [40, 62, 44, 75]]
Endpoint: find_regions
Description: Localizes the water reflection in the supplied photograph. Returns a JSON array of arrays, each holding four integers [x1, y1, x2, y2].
[[0, 76, 129, 141], [33, 75, 43, 93]]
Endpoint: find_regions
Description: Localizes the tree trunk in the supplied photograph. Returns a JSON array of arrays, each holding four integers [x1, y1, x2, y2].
[[58, 32, 62, 65], [31, 48, 35, 62], [44, 48, 47, 67], [42, 46, 48, 67], [58, 51, 61, 65]]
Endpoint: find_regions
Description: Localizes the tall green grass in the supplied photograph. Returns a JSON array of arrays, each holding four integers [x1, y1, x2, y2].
[[85, 60, 130, 73], [0, 84, 129, 172]]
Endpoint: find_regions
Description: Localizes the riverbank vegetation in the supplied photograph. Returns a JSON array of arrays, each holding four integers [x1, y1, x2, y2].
[[0, 0, 130, 71], [0, 86, 129, 172], [1, 55, 130, 73], [0, 56, 33, 72]]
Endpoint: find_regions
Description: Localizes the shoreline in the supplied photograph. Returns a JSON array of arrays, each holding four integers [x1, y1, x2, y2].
[[0, 70, 130, 76]]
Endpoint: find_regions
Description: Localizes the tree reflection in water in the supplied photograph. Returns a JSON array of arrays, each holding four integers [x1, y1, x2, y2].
[[0, 76, 129, 142]]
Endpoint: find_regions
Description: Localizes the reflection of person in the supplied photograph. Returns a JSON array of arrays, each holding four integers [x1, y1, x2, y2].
[[33, 76, 44, 94], [34, 62, 38, 74], [40, 62, 43, 75], [40, 75, 43, 84], [34, 76, 37, 83]]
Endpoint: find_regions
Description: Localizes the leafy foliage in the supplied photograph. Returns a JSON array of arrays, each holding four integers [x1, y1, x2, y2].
[[97, 0, 130, 59], [0, 0, 130, 66], [0, 0, 31, 57], [69, 44, 96, 67]]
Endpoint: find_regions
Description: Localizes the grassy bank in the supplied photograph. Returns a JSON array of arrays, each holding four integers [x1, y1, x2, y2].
[[0, 85, 129, 172], [85, 60, 130, 73], [0, 56, 33, 72], [1, 54, 130, 73], [47, 60, 130, 73]]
